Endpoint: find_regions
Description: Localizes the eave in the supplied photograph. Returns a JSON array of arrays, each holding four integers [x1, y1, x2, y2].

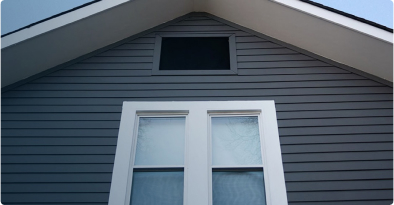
[[1, 0, 392, 88]]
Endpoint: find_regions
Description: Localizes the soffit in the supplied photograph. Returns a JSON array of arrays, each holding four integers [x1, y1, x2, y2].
[[1, 0, 392, 88]]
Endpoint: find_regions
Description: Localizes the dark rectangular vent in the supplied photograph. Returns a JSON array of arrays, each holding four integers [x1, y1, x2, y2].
[[159, 37, 230, 70]]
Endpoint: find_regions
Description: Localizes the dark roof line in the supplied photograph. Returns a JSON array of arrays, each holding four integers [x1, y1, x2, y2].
[[299, 0, 393, 33], [1, 0, 102, 38]]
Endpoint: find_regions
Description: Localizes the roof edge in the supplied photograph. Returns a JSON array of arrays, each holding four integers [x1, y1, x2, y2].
[[204, 12, 393, 87], [299, 0, 393, 33], [1, 0, 130, 49], [270, 0, 393, 44], [1, 13, 194, 92], [1, 0, 103, 38]]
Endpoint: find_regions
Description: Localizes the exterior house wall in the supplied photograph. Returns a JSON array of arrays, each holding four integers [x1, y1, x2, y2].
[[1, 13, 393, 204]]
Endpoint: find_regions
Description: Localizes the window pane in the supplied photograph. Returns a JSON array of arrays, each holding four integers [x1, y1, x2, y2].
[[212, 171, 266, 205], [212, 116, 262, 165], [130, 171, 184, 205], [135, 117, 185, 165]]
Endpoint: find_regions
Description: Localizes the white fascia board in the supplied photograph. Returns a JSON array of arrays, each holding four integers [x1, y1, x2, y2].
[[271, 0, 393, 44], [1, 0, 130, 49]]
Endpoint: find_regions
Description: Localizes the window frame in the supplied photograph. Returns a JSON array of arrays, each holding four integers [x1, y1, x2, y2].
[[152, 33, 238, 75], [108, 101, 288, 205], [127, 114, 189, 205]]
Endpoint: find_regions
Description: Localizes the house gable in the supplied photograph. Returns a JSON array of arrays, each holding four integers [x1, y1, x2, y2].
[[2, 13, 393, 204], [2, 0, 393, 88]]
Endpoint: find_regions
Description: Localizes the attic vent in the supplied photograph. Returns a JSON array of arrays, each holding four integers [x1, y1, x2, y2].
[[159, 37, 230, 70]]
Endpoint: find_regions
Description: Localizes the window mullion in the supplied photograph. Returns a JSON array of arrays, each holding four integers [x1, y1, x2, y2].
[[185, 108, 209, 205]]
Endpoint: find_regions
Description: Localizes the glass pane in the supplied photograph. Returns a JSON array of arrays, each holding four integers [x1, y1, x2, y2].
[[212, 116, 262, 165], [213, 171, 266, 205], [135, 117, 185, 165], [130, 171, 184, 205]]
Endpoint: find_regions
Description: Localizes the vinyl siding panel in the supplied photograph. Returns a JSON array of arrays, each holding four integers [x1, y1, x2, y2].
[[2, 13, 392, 204]]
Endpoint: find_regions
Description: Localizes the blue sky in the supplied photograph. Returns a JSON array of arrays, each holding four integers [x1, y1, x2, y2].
[[1, 0, 393, 35], [312, 0, 393, 29], [1, 0, 94, 35]]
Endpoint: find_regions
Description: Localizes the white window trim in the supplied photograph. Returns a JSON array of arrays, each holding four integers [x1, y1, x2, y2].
[[108, 101, 288, 205], [270, 0, 393, 44]]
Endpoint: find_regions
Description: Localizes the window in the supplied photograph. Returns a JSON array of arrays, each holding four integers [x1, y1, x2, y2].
[[152, 34, 238, 75], [108, 101, 288, 205]]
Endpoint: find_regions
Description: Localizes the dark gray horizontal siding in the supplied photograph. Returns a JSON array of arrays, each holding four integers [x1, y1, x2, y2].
[[281, 142, 392, 153], [158, 25, 239, 32], [2, 95, 392, 106], [2, 155, 115, 163], [237, 54, 314, 62], [2, 113, 122, 121], [2, 101, 392, 113], [283, 160, 393, 172], [2, 121, 120, 128], [278, 117, 393, 127], [3, 116, 391, 128], [64, 63, 153, 70], [27, 74, 367, 83], [1, 105, 122, 113], [2, 183, 111, 193], [49, 69, 152, 77], [287, 190, 392, 201], [1, 129, 119, 137], [2, 13, 392, 205], [81, 57, 153, 63], [0, 203, 108, 205], [125, 37, 155, 44], [279, 125, 392, 136], [3, 87, 391, 98], [286, 180, 393, 191], [1, 146, 116, 154], [236, 42, 282, 49], [1, 193, 109, 203], [2, 164, 114, 173], [113, 43, 155, 50], [282, 151, 393, 162], [280, 134, 393, 144], [2, 138, 118, 146], [285, 170, 393, 181], [96, 49, 154, 57], [235, 36, 268, 43], [174, 19, 224, 26], [11, 80, 385, 90], [277, 109, 393, 119], [48, 67, 352, 76], [2, 173, 113, 183], [145, 30, 254, 37], [237, 48, 298, 55], [238, 67, 349, 75], [288, 201, 394, 205]]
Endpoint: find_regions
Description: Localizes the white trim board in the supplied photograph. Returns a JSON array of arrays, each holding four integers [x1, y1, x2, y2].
[[271, 0, 393, 44], [1, 0, 130, 49]]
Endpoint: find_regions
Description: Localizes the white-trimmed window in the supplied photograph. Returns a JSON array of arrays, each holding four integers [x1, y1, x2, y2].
[[109, 101, 288, 205]]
